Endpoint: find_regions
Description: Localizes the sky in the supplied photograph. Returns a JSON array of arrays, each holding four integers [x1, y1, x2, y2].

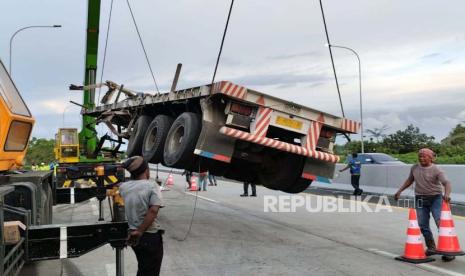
[[1, 0, 465, 144]]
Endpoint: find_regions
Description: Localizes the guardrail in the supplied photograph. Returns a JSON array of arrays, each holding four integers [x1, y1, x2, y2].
[[313, 164, 465, 203]]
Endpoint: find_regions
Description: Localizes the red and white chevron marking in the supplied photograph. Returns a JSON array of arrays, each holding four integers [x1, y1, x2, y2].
[[212, 81, 247, 99], [220, 126, 340, 163], [253, 107, 272, 137], [341, 118, 360, 133], [305, 120, 323, 152]]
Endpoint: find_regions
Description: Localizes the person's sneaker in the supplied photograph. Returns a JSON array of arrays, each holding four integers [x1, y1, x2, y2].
[[425, 248, 436, 256], [240, 194, 248, 197], [357, 189, 363, 195], [441, 255, 456, 262], [250, 194, 257, 197]]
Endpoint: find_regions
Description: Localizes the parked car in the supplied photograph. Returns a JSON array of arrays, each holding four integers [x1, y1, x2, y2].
[[346, 153, 405, 165]]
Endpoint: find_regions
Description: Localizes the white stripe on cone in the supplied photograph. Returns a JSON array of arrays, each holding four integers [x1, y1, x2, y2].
[[439, 227, 457, 237], [406, 235, 423, 244], [441, 211, 453, 220], [408, 220, 419, 228]]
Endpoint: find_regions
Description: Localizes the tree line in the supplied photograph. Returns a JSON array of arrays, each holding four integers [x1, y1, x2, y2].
[[24, 124, 465, 166], [337, 124, 465, 164]]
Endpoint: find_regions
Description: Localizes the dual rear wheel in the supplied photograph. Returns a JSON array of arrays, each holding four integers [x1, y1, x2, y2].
[[127, 112, 202, 169]]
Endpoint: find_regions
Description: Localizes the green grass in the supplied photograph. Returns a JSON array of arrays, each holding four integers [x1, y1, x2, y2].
[[392, 153, 465, 164]]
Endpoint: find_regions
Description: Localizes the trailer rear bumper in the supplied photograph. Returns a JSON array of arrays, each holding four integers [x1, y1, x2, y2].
[[219, 126, 340, 163]]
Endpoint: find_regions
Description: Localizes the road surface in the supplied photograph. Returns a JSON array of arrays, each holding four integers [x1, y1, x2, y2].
[[21, 172, 465, 275]]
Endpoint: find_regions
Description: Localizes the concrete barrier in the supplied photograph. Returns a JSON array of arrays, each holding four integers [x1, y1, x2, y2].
[[313, 164, 465, 202]]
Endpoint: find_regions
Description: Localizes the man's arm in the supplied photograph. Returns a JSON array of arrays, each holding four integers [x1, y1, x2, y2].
[[339, 164, 350, 172], [394, 178, 414, 200], [128, 205, 160, 245], [439, 171, 452, 202], [138, 205, 160, 232], [443, 181, 452, 202]]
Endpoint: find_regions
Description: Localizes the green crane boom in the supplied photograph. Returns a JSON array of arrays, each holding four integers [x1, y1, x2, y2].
[[79, 0, 101, 158]]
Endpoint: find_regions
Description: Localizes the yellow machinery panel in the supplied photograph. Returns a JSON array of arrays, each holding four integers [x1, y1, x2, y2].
[[0, 60, 34, 171]]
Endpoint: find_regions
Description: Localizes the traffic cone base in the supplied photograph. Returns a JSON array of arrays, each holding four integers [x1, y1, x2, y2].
[[434, 250, 465, 257], [395, 256, 435, 264], [396, 209, 436, 264]]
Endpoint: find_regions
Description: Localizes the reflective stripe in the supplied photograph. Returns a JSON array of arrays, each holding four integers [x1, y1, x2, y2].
[[408, 220, 419, 228], [441, 211, 452, 220], [70, 188, 75, 204], [439, 227, 457, 237], [60, 227, 67, 259], [406, 235, 423, 244]]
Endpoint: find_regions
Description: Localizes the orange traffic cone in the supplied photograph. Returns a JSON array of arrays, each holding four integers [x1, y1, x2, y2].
[[166, 174, 174, 186], [396, 209, 435, 263], [189, 176, 198, 191], [435, 201, 465, 256]]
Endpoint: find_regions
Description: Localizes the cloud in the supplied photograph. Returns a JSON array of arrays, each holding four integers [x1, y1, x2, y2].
[[268, 51, 318, 60], [421, 52, 441, 60], [231, 72, 328, 87], [2, 0, 465, 141]]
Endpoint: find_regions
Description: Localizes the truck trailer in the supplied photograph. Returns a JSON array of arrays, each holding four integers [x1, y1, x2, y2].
[[80, 73, 360, 194]]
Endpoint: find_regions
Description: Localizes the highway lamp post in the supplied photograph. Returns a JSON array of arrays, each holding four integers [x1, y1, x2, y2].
[[9, 25, 62, 75], [325, 43, 364, 153], [62, 104, 73, 127]]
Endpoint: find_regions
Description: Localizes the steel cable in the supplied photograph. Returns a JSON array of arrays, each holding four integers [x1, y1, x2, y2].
[[126, 0, 160, 94], [318, 0, 345, 118]]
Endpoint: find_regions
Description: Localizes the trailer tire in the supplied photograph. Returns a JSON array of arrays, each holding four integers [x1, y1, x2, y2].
[[258, 150, 303, 191], [281, 179, 312, 194], [127, 115, 152, 157], [142, 115, 174, 163], [163, 112, 202, 169]]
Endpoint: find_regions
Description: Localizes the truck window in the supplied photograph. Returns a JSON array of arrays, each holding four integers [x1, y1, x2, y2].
[[60, 129, 78, 145], [4, 121, 32, 151], [0, 60, 31, 117]]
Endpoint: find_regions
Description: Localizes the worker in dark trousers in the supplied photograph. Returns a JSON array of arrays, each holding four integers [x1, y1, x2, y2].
[[182, 170, 192, 189], [340, 153, 363, 195], [120, 156, 164, 276], [395, 148, 454, 262], [240, 181, 256, 197]]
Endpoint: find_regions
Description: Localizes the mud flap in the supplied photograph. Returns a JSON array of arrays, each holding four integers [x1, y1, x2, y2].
[[301, 157, 336, 181], [195, 99, 236, 164]]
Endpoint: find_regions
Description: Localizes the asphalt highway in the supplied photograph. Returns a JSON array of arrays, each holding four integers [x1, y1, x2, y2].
[[20, 172, 465, 275]]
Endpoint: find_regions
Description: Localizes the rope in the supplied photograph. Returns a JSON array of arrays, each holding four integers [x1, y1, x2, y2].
[[125, 0, 160, 94], [318, 0, 345, 117], [210, 0, 235, 91], [98, 0, 115, 104]]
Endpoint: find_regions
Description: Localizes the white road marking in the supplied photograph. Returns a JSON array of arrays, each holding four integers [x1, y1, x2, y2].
[[105, 263, 115, 276], [70, 188, 75, 204], [59, 227, 67, 259], [368, 248, 465, 276], [90, 198, 99, 216], [184, 192, 219, 203]]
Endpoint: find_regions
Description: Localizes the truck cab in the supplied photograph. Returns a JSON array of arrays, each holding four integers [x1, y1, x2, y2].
[[0, 60, 34, 171], [54, 128, 80, 164]]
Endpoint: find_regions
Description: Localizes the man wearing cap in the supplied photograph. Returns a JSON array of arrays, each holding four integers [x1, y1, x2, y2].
[[120, 156, 164, 275], [395, 148, 454, 262]]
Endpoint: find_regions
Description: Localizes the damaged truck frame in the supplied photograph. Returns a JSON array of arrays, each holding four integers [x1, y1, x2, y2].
[[78, 66, 360, 193]]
